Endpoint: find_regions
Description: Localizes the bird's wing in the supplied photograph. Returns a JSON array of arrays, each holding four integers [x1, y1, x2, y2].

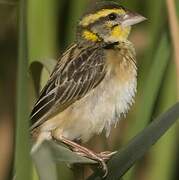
[[30, 44, 106, 130]]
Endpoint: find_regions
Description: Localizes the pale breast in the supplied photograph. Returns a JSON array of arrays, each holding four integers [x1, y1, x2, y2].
[[41, 45, 137, 142], [69, 69, 137, 141]]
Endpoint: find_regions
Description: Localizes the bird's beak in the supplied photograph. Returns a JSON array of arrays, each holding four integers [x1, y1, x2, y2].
[[119, 11, 147, 27]]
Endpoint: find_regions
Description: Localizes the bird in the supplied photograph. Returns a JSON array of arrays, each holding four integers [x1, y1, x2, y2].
[[30, 1, 146, 177]]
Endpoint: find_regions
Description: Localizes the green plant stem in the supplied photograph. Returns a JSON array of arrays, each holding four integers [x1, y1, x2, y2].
[[15, 0, 32, 179], [28, 1, 59, 179], [138, 0, 166, 84], [28, 0, 59, 63], [166, 0, 179, 97], [65, 0, 87, 46]]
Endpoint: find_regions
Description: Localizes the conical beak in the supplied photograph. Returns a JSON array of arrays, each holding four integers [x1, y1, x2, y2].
[[119, 11, 147, 27]]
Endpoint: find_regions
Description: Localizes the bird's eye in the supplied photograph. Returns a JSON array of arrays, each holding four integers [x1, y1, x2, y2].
[[108, 13, 117, 20]]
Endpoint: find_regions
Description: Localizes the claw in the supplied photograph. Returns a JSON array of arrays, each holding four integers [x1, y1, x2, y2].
[[98, 158, 108, 177], [75, 151, 108, 177], [74, 149, 109, 177], [98, 151, 117, 161], [51, 134, 112, 177]]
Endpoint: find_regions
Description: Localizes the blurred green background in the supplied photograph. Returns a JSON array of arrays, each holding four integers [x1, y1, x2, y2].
[[0, 0, 178, 180]]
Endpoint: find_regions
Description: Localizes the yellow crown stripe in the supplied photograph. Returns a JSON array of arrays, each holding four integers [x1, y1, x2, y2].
[[80, 9, 125, 27]]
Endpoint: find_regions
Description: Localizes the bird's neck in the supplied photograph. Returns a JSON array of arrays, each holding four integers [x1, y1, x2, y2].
[[76, 28, 102, 47], [76, 27, 131, 48]]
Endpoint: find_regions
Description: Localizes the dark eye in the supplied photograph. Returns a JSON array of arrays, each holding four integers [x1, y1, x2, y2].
[[108, 13, 117, 20]]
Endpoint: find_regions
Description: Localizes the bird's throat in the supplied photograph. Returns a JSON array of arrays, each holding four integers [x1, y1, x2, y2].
[[110, 25, 131, 42]]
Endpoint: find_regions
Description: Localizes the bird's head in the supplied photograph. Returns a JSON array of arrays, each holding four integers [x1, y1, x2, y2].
[[77, 2, 146, 45]]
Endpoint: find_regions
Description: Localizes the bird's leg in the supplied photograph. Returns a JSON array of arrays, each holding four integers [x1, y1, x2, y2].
[[63, 139, 116, 161], [51, 134, 109, 177]]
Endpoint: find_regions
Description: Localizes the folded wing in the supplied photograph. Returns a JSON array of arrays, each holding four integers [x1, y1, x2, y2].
[[30, 44, 106, 130]]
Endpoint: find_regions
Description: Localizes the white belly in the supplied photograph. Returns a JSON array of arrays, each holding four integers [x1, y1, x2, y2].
[[46, 71, 137, 142]]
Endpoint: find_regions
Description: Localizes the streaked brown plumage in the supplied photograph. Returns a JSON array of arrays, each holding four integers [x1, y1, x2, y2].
[[30, 44, 106, 130], [31, 41, 136, 139], [30, 1, 146, 177]]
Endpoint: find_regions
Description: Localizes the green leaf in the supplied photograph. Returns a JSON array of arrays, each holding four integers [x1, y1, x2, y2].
[[32, 143, 58, 180], [15, 0, 32, 179], [65, 0, 87, 45], [28, 0, 59, 63], [30, 58, 56, 74], [48, 141, 96, 164], [87, 103, 179, 180], [139, 0, 166, 78], [29, 59, 56, 94], [32, 141, 96, 180], [147, 60, 177, 180]]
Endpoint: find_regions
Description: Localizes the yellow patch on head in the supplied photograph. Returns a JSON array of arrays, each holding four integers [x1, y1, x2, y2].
[[82, 30, 101, 42], [80, 8, 125, 27], [111, 25, 131, 41]]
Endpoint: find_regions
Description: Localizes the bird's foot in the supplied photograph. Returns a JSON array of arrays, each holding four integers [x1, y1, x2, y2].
[[52, 135, 115, 177], [73, 147, 108, 177], [74, 150, 117, 177]]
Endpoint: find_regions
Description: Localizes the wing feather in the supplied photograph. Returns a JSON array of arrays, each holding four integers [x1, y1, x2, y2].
[[30, 44, 106, 130]]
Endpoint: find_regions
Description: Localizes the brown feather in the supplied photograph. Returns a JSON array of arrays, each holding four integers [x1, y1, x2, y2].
[[30, 43, 106, 130]]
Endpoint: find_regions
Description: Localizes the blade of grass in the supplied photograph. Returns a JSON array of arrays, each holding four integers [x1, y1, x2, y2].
[[29, 59, 56, 94], [27, 1, 59, 179], [28, 0, 59, 63], [32, 143, 58, 180], [166, 0, 179, 97], [33, 59, 57, 74], [87, 103, 179, 180], [14, 0, 32, 179], [139, 0, 166, 80], [48, 141, 96, 164], [65, 0, 87, 45], [147, 0, 165, 41], [147, 62, 177, 180], [32, 141, 96, 180]]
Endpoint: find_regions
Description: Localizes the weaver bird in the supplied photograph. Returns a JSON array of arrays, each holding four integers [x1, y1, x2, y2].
[[30, 1, 146, 176]]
